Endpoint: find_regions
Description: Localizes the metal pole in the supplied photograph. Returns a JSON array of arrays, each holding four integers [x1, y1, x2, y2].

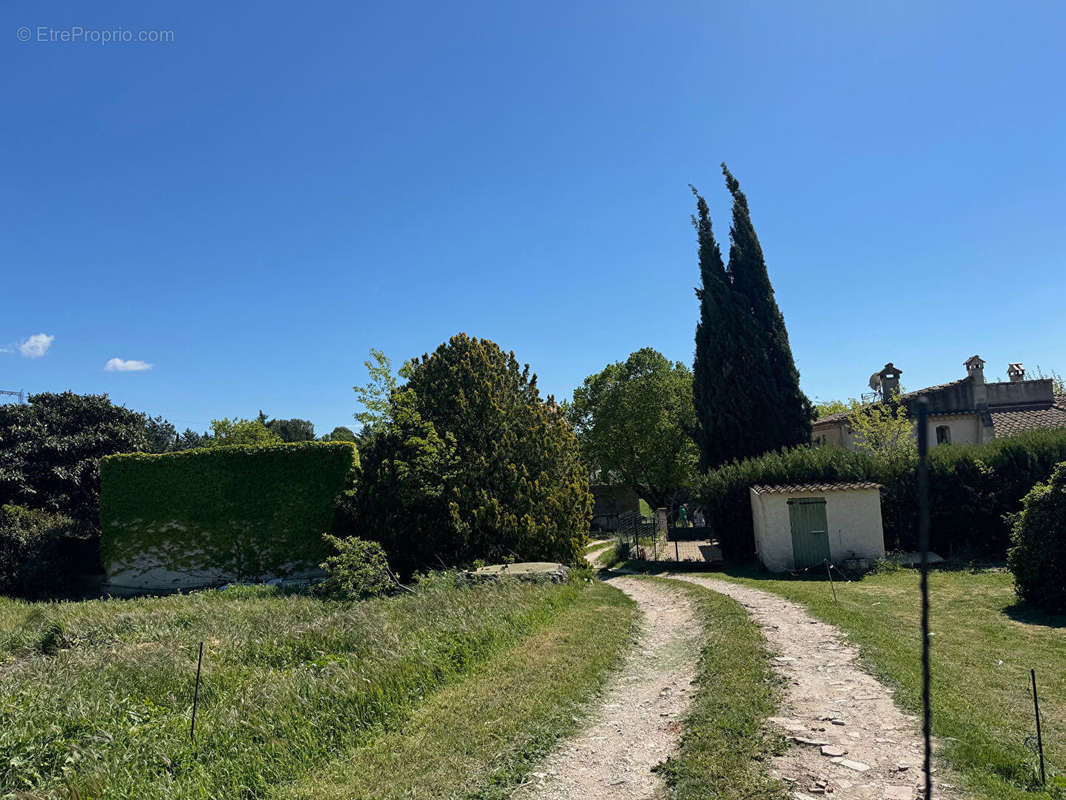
[[917, 398, 933, 800], [825, 560, 837, 601], [1032, 668, 1046, 785], [190, 641, 204, 742]]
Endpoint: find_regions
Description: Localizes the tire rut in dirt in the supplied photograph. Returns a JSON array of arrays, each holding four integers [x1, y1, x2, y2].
[[516, 575, 699, 800], [669, 575, 966, 800]]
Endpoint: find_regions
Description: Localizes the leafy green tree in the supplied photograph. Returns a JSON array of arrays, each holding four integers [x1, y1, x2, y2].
[[691, 167, 813, 468], [0, 392, 148, 536], [568, 348, 698, 508], [205, 417, 282, 447], [813, 399, 850, 419], [320, 425, 356, 442], [353, 348, 408, 433], [266, 417, 315, 442], [345, 334, 591, 575], [845, 394, 916, 460]]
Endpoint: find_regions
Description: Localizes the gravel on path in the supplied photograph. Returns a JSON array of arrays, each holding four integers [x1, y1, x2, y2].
[[516, 575, 699, 800], [670, 575, 965, 800]]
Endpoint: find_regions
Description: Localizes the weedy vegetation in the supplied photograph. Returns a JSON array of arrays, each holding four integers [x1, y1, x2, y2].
[[0, 574, 630, 799]]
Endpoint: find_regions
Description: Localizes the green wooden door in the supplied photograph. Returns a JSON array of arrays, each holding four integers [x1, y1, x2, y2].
[[788, 498, 830, 569]]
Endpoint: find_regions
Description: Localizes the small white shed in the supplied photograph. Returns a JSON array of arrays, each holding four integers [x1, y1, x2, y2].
[[749, 482, 885, 572]]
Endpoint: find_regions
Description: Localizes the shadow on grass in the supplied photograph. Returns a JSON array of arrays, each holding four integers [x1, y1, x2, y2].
[[607, 559, 822, 580], [1003, 600, 1066, 629], [608, 559, 922, 584]]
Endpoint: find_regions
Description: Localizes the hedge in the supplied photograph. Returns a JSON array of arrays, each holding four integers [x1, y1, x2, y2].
[[696, 428, 1066, 561], [100, 442, 358, 590]]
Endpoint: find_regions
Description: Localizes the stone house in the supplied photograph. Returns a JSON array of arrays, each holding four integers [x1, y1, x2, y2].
[[813, 356, 1066, 449]]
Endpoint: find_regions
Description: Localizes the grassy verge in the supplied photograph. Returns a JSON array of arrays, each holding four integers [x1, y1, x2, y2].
[[596, 543, 622, 568], [0, 576, 609, 799], [652, 577, 787, 800], [584, 538, 618, 568], [280, 578, 637, 799], [712, 567, 1066, 799]]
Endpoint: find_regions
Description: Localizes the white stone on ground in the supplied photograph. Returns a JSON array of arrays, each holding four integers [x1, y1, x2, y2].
[[670, 575, 966, 800]]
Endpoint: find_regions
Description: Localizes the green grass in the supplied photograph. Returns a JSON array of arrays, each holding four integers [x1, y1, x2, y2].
[[0, 576, 617, 799], [281, 578, 637, 799], [639, 498, 653, 517], [651, 577, 787, 800], [710, 567, 1066, 799]]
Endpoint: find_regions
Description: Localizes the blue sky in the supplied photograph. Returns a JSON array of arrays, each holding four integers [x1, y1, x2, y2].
[[3, 0, 1065, 435]]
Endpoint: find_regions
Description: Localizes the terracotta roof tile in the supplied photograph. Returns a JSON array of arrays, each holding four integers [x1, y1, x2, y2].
[[991, 395, 1066, 438], [813, 409, 851, 425], [750, 482, 882, 495]]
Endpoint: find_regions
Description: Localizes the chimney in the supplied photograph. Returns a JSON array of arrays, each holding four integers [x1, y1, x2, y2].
[[966, 355, 987, 409], [965, 355, 986, 383], [1008, 363, 1025, 383], [877, 362, 902, 399]]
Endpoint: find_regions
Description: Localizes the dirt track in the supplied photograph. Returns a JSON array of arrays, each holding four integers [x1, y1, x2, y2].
[[671, 575, 963, 800], [516, 576, 699, 800], [521, 571, 963, 799]]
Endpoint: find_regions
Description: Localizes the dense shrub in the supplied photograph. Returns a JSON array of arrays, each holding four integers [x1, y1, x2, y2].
[[314, 535, 393, 600], [0, 505, 76, 598], [100, 441, 358, 587], [0, 392, 149, 544], [697, 428, 1066, 561], [1008, 462, 1066, 613], [344, 334, 592, 576]]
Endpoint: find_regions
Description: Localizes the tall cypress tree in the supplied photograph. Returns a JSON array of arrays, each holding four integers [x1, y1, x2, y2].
[[691, 187, 748, 468], [721, 163, 813, 453], [691, 168, 813, 468]]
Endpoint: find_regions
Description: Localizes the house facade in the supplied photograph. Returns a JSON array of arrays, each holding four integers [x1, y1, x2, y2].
[[814, 356, 1066, 449]]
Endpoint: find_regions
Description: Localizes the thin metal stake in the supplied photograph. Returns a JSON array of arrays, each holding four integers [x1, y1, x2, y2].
[[190, 641, 204, 743], [917, 398, 933, 800], [825, 560, 837, 601], [1032, 668, 1046, 785]]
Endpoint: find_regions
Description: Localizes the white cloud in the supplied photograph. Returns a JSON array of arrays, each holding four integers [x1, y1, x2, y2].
[[18, 333, 54, 358], [105, 358, 153, 372]]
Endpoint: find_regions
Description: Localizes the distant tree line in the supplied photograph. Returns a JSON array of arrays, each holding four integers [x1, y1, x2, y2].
[[143, 412, 355, 452]]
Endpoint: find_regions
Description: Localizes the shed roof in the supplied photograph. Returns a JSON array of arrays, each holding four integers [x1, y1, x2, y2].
[[750, 482, 882, 495]]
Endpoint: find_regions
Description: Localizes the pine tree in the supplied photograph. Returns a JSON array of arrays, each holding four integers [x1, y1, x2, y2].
[[721, 163, 813, 453]]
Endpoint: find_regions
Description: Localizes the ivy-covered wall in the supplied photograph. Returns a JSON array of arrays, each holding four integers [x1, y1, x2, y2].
[[100, 442, 358, 592]]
